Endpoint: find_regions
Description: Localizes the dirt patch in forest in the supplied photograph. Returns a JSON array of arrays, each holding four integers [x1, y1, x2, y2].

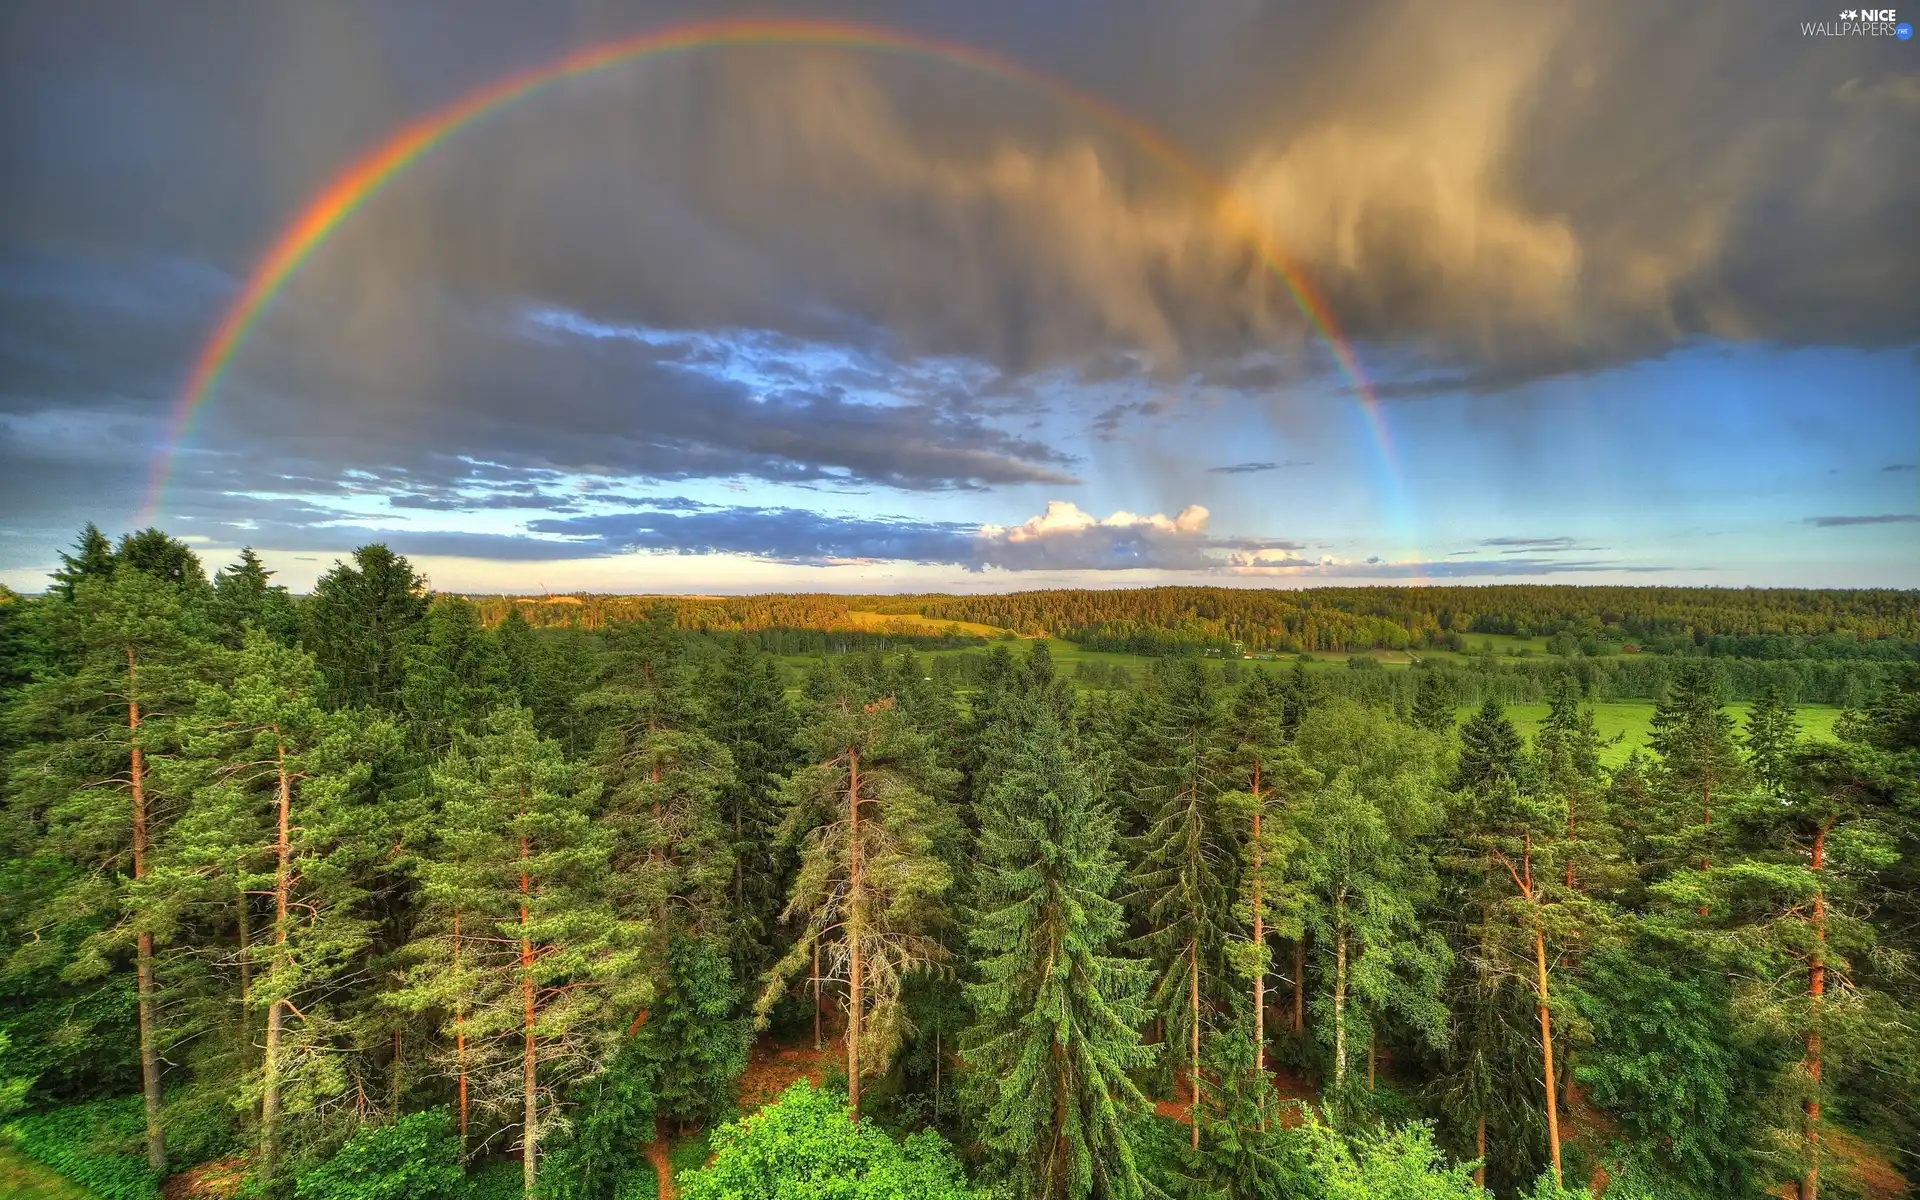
[[738, 1034, 836, 1112], [161, 1158, 247, 1199]]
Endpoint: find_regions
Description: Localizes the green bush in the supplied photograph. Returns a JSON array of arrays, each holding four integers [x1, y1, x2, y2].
[[291, 1109, 463, 1200], [678, 1080, 984, 1200], [3, 1096, 161, 1200]]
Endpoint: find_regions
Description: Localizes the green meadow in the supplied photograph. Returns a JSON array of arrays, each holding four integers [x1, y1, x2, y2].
[[0, 1146, 98, 1200]]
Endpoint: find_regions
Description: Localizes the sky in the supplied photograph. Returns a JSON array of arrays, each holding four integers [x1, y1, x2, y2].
[[1, 0, 1916, 594]]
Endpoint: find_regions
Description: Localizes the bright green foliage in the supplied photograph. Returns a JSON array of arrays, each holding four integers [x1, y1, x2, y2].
[[635, 937, 749, 1131], [2, 1096, 161, 1200], [677, 1080, 985, 1200], [291, 1109, 464, 1200], [537, 1040, 657, 1200], [1570, 945, 1777, 1195], [1291, 702, 1452, 1095], [965, 706, 1154, 1200], [1301, 1115, 1486, 1200], [300, 545, 431, 710]]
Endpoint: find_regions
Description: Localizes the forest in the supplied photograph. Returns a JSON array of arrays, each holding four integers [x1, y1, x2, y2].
[[0, 525, 1916, 1200]]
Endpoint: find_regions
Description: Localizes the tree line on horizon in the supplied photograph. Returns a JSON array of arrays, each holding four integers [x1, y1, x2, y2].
[[0, 525, 1916, 1200]]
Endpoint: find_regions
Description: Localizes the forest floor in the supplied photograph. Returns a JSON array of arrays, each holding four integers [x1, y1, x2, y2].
[[0, 1145, 96, 1200], [161, 1157, 246, 1199]]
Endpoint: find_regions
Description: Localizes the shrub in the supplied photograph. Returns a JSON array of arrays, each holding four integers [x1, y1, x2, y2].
[[678, 1080, 983, 1200], [291, 1109, 463, 1200], [3, 1095, 161, 1200]]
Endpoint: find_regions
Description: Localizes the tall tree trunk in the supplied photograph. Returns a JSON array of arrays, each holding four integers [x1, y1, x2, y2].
[[126, 650, 167, 1175], [1474, 1111, 1487, 1189], [846, 748, 863, 1123], [521, 834, 538, 1196], [812, 939, 823, 1052], [1292, 938, 1305, 1035], [235, 876, 252, 1016], [391, 1028, 403, 1112], [261, 737, 294, 1180], [453, 913, 468, 1144], [1189, 942, 1201, 1151], [1367, 1035, 1376, 1091], [1802, 821, 1831, 1200], [1535, 924, 1562, 1188]]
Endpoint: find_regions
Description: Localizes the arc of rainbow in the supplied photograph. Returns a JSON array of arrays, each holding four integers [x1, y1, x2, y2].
[[147, 16, 1410, 567]]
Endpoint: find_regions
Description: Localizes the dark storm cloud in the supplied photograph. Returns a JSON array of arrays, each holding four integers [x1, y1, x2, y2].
[[1804, 514, 1920, 527], [4, 0, 1917, 564]]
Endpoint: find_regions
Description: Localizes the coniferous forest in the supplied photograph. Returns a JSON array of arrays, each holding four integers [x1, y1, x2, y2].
[[3, 527, 1917, 1200]]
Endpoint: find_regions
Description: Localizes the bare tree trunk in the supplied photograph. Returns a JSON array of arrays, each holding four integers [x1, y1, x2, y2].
[[391, 1028, 403, 1112], [1536, 925, 1562, 1189], [521, 834, 538, 1196], [1801, 821, 1831, 1200], [812, 939, 823, 1052], [847, 748, 863, 1123], [1474, 1112, 1487, 1189], [261, 737, 293, 1180], [1367, 1035, 1376, 1091], [127, 651, 166, 1176]]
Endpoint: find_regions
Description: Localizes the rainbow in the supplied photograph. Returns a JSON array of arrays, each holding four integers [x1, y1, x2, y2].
[[146, 16, 1401, 541]]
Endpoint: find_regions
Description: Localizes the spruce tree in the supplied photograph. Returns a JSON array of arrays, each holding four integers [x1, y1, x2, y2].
[[50, 522, 117, 599], [702, 637, 801, 986], [209, 548, 296, 648], [1411, 672, 1455, 736], [1455, 698, 1526, 796], [1649, 665, 1750, 888], [301, 544, 431, 710], [756, 683, 957, 1121], [1123, 659, 1233, 1147], [964, 707, 1154, 1200], [1745, 684, 1799, 797]]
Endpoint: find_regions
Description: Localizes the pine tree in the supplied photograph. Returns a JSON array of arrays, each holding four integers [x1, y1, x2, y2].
[[165, 630, 399, 1179], [964, 707, 1154, 1200], [1411, 672, 1455, 736], [7, 567, 215, 1173], [1217, 670, 1317, 1109], [1653, 740, 1901, 1200], [1746, 684, 1799, 797], [389, 705, 646, 1193], [1123, 659, 1234, 1148], [756, 683, 956, 1122]]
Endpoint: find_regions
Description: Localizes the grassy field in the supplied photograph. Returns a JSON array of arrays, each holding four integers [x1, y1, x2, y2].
[[0, 1145, 98, 1200], [839, 611, 1009, 638], [1490, 700, 1842, 767]]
